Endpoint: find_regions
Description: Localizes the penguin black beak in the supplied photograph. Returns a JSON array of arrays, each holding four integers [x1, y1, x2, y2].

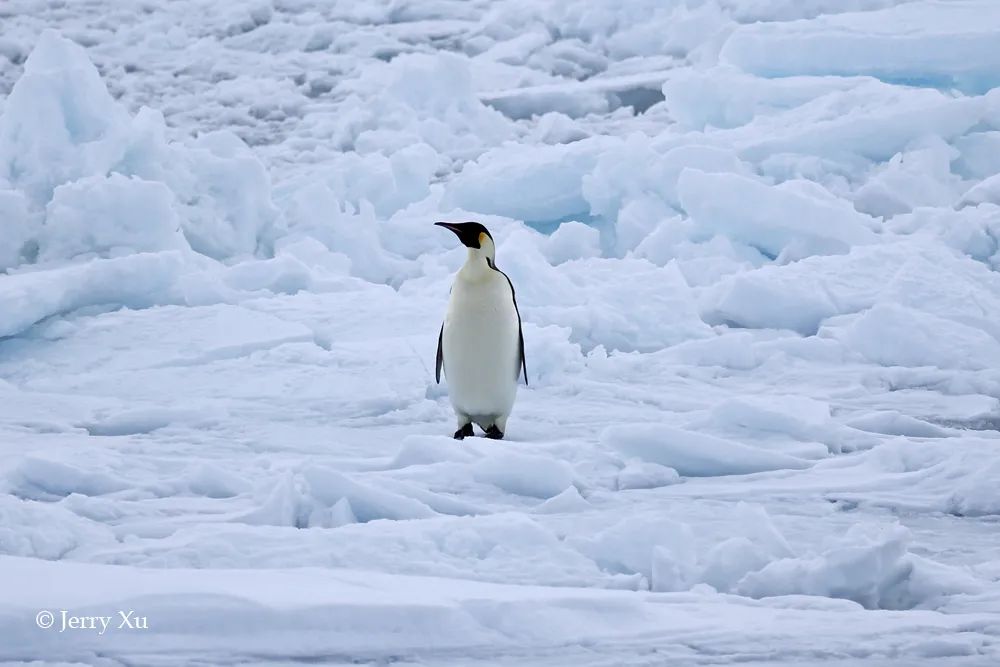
[[434, 221, 461, 234], [435, 221, 475, 248]]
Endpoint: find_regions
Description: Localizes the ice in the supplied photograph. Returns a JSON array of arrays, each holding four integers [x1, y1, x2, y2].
[[702, 262, 842, 334], [444, 137, 611, 224], [292, 143, 439, 219], [616, 460, 681, 491], [662, 67, 864, 131], [602, 424, 812, 477], [0, 497, 116, 560], [698, 395, 869, 456], [582, 138, 753, 252], [215, 252, 315, 295], [721, 1, 1000, 92], [542, 221, 601, 265], [719, 1, 914, 23], [169, 129, 282, 259], [278, 184, 414, 284], [342, 52, 513, 159], [845, 411, 948, 439], [906, 637, 983, 660], [0, 30, 279, 266], [181, 463, 252, 500], [527, 112, 590, 145], [299, 466, 437, 525], [954, 130, 1000, 180], [947, 459, 1000, 517], [957, 173, 1000, 209], [736, 82, 989, 165], [472, 451, 576, 499], [80, 406, 220, 437], [513, 256, 712, 352], [735, 523, 983, 610], [889, 205, 1000, 270], [0, 29, 130, 206], [678, 168, 878, 260], [534, 485, 589, 513], [388, 436, 478, 469], [700, 240, 1000, 336], [853, 137, 963, 218], [823, 303, 1000, 370], [520, 323, 583, 385], [731, 501, 795, 560], [39, 174, 187, 261], [3, 2, 1000, 664], [0, 251, 186, 338], [571, 514, 696, 590], [10, 555, 991, 665], [4, 456, 129, 503], [736, 523, 911, 607], [481, 82, 610, 120], [0, 189, 30, 271]]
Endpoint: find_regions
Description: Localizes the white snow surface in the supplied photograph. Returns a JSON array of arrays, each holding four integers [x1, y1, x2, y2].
[[2, 1, 1000, 664]]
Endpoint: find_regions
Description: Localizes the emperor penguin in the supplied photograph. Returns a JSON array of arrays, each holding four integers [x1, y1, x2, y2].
[[435, 221, 527, 440]]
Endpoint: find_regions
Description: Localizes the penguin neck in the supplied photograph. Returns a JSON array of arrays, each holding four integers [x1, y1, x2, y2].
[[459, 248, 495, 281]]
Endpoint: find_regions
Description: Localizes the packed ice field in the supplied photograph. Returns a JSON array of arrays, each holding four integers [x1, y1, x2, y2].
[[2, 0, 1000, 664]]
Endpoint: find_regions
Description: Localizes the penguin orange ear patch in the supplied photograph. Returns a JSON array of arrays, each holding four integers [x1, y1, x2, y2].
[[479, 232, 487, 246]]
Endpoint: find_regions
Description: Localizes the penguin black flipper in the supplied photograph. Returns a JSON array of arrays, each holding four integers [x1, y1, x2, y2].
[[489, 259, 528, 386], [516, 313, 527, 386], [435, 323, 444, 384]]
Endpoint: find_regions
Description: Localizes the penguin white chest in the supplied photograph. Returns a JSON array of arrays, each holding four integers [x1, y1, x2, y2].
[[442, 272, 520, 425]]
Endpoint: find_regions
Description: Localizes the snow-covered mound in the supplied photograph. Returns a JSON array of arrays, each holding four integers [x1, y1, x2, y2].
[[0, 30, 279, 269], [2, 1, 1000, 664]]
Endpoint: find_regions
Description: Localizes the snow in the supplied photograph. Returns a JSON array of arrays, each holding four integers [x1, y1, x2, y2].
[[5, 554, 993, 665], [444, 138, 610, 224], [542, 220, 602, 264], [823, 302, 1000, 370], [720, 1, 1000, 92], [2, 0, 1000, 664], [40, 173, 187, 261], [0, 251, 188, 339], [616, 460, 681, 491], [0, 189, 30, 271], [736, 523, 916, 608], [602, 424, 812, 476], [677, 167, 878, 260], [0, 29, 279, 264], [472, 451, 577, 499], [534, 485, 589, 513], [572, 514, 696, 590], [948, 459, 1000, 517]]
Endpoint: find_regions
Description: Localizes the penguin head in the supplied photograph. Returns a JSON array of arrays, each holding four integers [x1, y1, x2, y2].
[[435, 221, 496, 264]]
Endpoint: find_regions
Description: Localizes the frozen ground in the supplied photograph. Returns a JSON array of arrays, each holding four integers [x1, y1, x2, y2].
[[2, 0, 1000, 664]]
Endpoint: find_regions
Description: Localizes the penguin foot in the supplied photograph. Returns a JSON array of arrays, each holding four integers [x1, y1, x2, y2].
[[485, 425, 504, 440], [453, 423, 474, 440]]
